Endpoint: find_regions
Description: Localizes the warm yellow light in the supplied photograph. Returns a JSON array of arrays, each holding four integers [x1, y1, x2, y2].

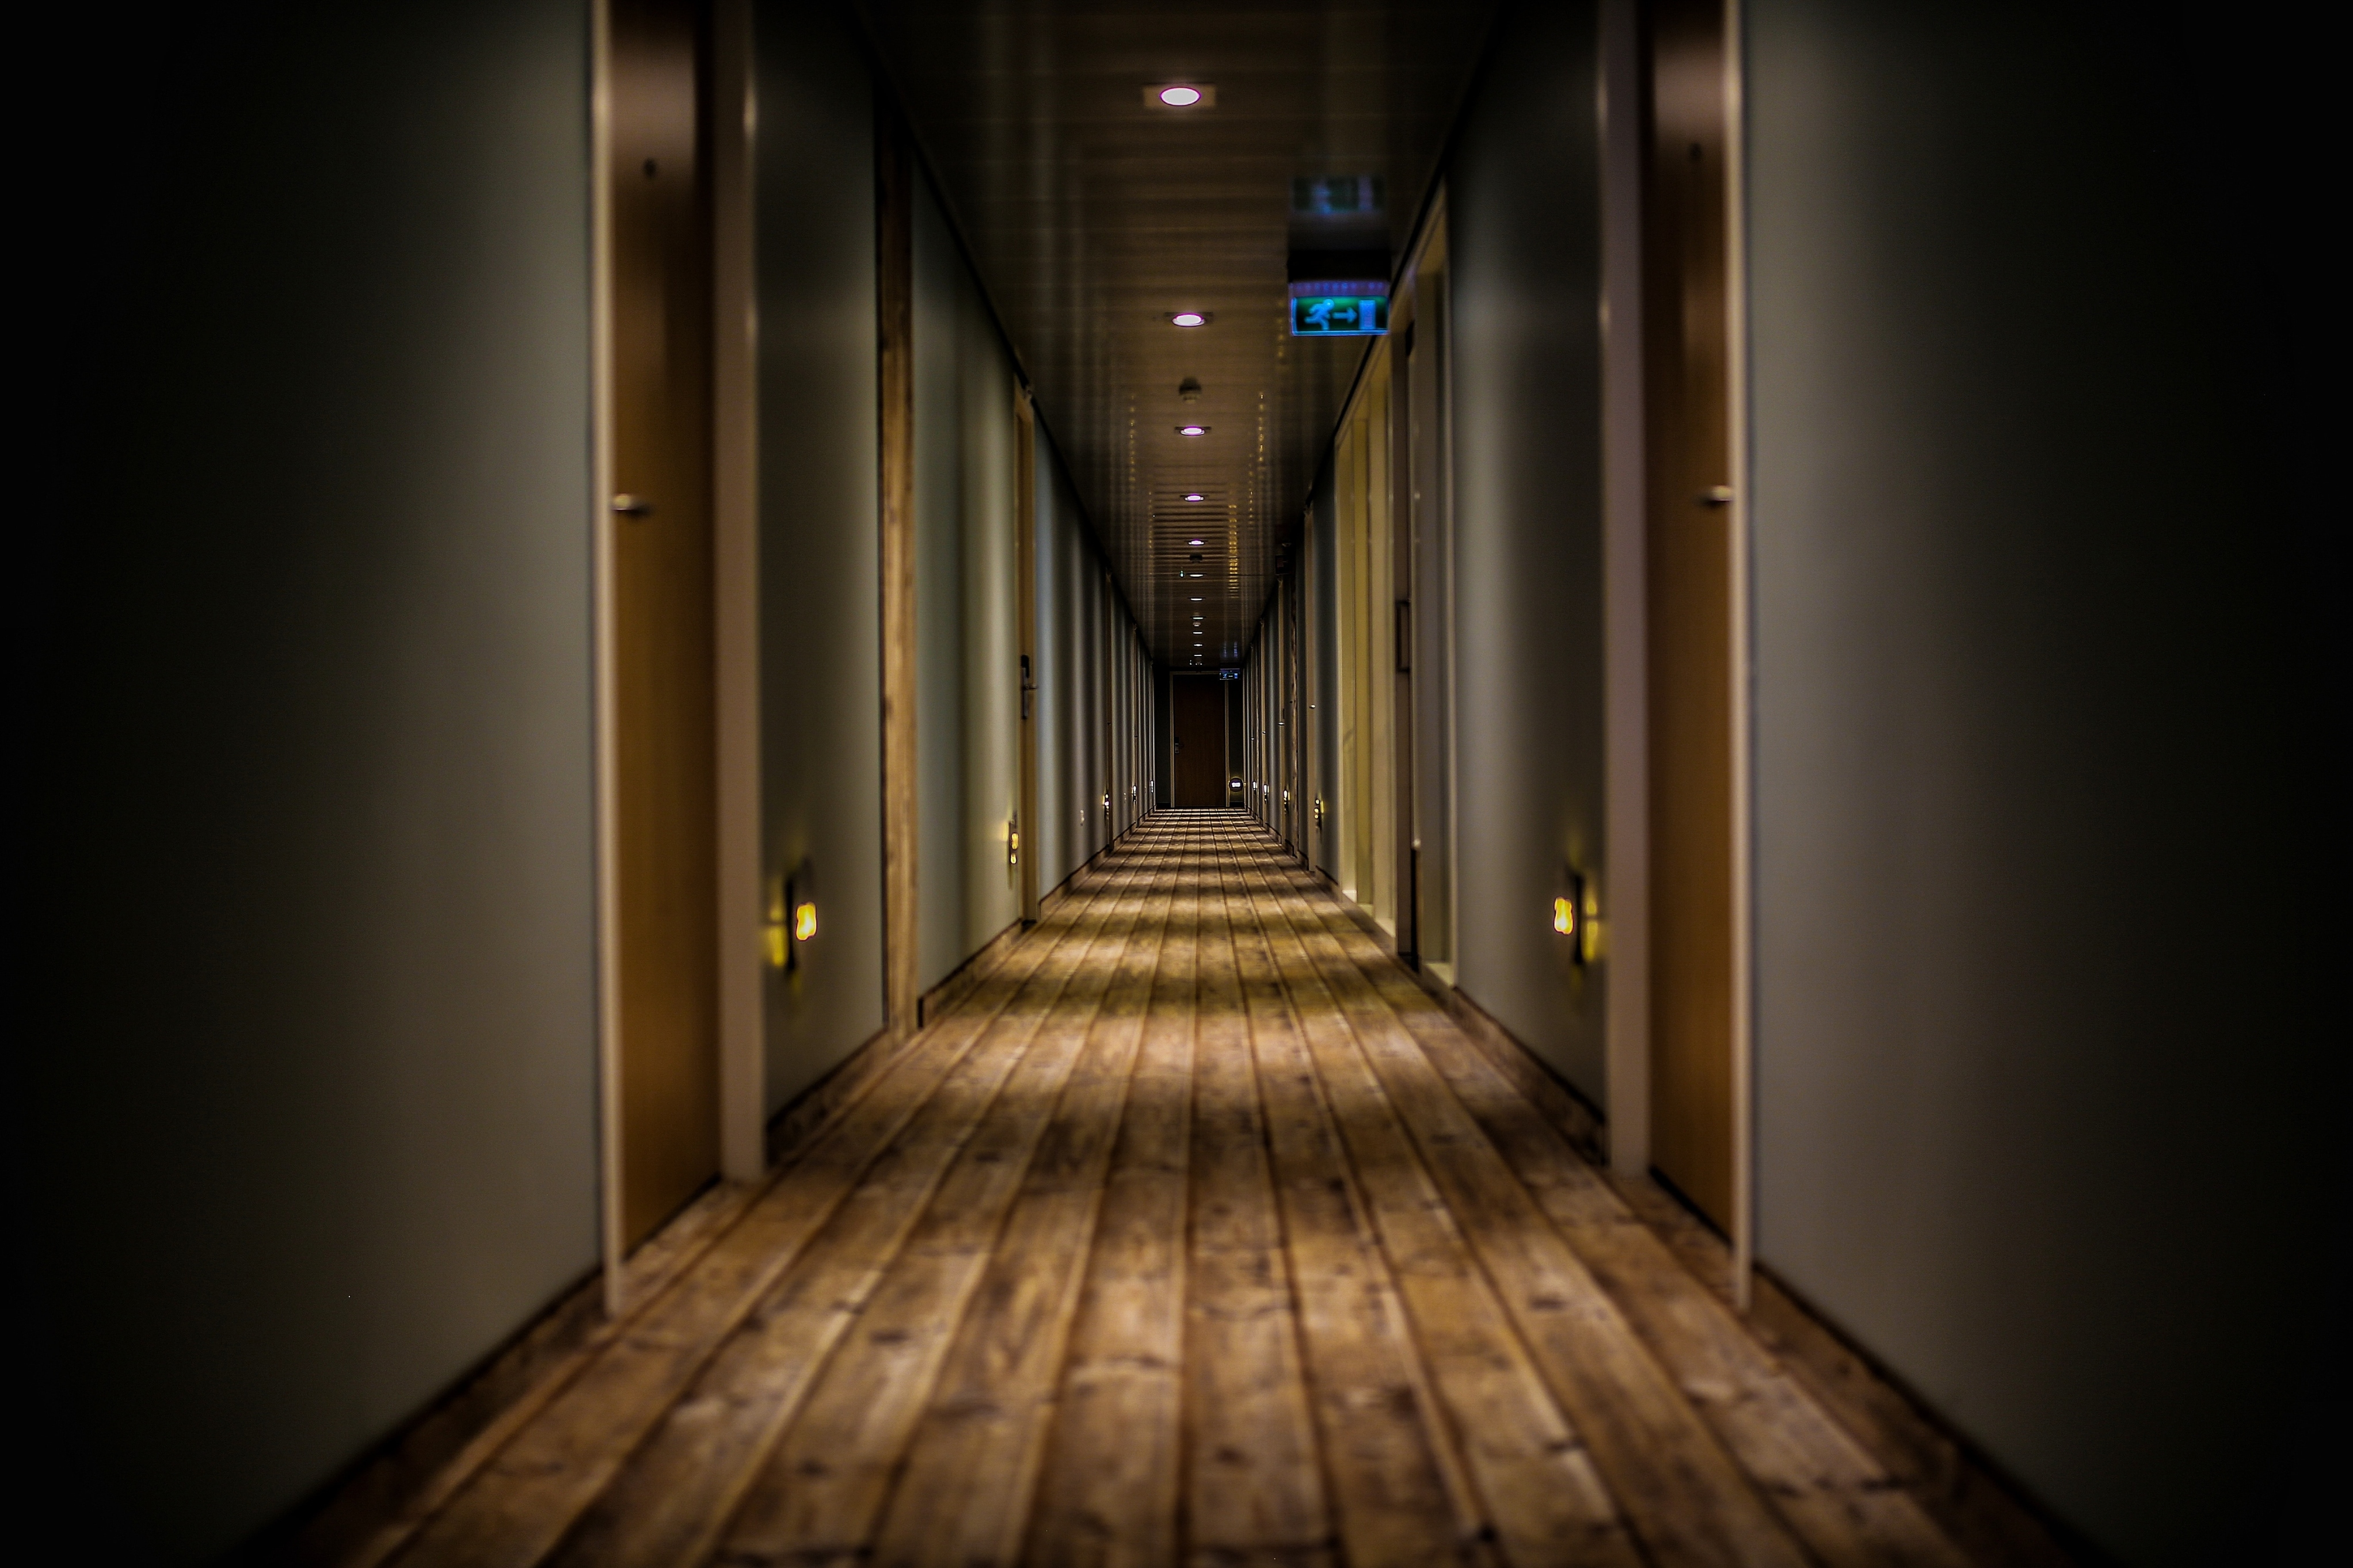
[[1553, 896, 1575, 936], [1008, 829, 1019, 867], [794, 902, 817, 941]]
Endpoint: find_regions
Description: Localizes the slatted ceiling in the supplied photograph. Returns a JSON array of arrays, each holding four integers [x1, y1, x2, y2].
[[861, 1, 1497, 662]]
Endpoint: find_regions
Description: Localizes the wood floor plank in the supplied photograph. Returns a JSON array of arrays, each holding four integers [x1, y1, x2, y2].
[[1225, 852, 1488, 1568], [365, 817, 2001, 1568], [855, 845, 1177, 1567], [1406, 1018, 1973, 1567], [1257, 859, 1812, 1568], [709, 852, 1162, 1564], [1231, 853, 1645, 1568], [1182, 842, 1331, 1566], [470, 854, 1153, 1568], [1273, 861, 1976, 1566], [371, 899, 1092, 1568], [1022, 829, 1203, 1568]]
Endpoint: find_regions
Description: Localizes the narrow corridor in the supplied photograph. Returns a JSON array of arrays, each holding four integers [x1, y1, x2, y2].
[[364, 814, 1969, 1568]]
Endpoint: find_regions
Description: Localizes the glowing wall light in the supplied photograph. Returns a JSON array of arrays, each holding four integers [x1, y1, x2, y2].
[[770, 858, 817, 971], [1553, 866, 1600, 966]]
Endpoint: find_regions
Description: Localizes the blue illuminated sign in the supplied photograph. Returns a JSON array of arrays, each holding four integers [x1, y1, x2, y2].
[[1288, 279, 1389, 338]]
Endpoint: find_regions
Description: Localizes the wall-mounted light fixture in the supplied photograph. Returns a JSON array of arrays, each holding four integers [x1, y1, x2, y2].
[[1553, 865, 1599, 966], [1007, 814, 1019, 868], [770, 859, 818, 971], [788, 859, 817, 968]]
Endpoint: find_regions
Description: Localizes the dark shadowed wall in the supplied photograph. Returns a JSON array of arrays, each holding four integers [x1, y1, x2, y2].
[[912, 171, 1021, 993], [1746, 2, 2340, 1558], [17, 1, 600, 1558], [754, 0, 887, 1110], [1442, 0, 1609, 1100], [1033, 429, 1140, 894]]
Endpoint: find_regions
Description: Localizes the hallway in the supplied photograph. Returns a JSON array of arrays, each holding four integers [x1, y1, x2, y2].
[[368, 814, 1965, 1568], [18, 1, 2337, 1559]]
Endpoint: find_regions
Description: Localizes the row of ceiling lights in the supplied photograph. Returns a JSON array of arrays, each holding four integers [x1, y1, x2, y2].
[[1152, 81, 1224, 667]]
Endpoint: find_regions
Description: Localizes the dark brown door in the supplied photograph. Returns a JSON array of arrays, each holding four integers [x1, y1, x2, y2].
[[610, 0, 718, 1249], [1644, 0, 1736, 1229], [1171, 676, 1228, 807]]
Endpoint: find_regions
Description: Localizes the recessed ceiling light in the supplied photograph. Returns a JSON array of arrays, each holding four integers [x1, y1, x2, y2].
[[1188, 538, 1204, 545], [1177, 425, 1207, 437], [1147, 83, 1217, 109], [1168, 311, 1209, 329], [1185, 493, 1204, 502], [1191, 597, 1203, 601]]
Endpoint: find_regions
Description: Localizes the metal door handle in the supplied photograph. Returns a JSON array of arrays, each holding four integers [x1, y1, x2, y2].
[[612, 493, 654, 517], [1699, 485, 1734, 507]]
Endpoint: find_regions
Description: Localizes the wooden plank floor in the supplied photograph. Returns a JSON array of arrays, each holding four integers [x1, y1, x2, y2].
[[364, 813, 1982, 1567]]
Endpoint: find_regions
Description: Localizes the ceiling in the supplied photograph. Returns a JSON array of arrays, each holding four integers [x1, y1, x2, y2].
[[860, 1, 1499, 667]]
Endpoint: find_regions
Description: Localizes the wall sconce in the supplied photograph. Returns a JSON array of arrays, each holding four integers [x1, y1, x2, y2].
[[1313, 795, 1325, 827], [1007, 814, 1019, 868], [767, 858, 812, 971], [1553, 865, 1600, 966]]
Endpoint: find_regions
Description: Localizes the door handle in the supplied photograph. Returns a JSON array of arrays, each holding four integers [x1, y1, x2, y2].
[[1698, 485, 1734, 507], [611, 493, 654, 517]]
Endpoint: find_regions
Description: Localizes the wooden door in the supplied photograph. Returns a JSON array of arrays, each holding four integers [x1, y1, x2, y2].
[[1644, 0, 1736, 1229], [1171, 676, 1227, 807], [609, 0, 718, 1249]]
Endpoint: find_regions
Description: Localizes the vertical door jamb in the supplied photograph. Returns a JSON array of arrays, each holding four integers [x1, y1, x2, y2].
[[1386, 280, 1418, 962], [1601, 0, 1653, 1180], [710, 0, 764, 1184], [875, 109, 919, 1041], [1723, 0, 1756, 1307], [591, 0, 625, 1315]]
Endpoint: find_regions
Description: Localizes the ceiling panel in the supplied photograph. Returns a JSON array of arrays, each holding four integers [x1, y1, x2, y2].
[[860, 0, 1498, 665]]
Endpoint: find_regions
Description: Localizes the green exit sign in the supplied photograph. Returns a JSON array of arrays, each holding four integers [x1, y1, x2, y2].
[[1288, 281, 1388, 337]]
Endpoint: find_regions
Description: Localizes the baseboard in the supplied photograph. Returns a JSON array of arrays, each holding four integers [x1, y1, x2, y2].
[[916, 916, 1024, 1027], [253, 1016, 915, 1567], [1746, 1264, 2103, 1566], [1305, 867, 1609, 1168], [240, 1262, 606, 1567], [1417, 966, 1608, 1167], [762, 1023, 901, 1167], [1301, 852, 2085, 1563]]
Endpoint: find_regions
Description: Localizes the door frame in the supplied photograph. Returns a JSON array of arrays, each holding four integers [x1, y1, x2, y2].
[[1604, 0, 1754, 1303], [592, 0, 768, 1312]]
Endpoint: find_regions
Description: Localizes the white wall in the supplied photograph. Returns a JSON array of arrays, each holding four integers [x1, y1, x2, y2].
[[1442, 0, 1609, 1098], [755, 0, 886, 1108], [16, 2, 600, 1556], [1746, 2, 2338, 1558]]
